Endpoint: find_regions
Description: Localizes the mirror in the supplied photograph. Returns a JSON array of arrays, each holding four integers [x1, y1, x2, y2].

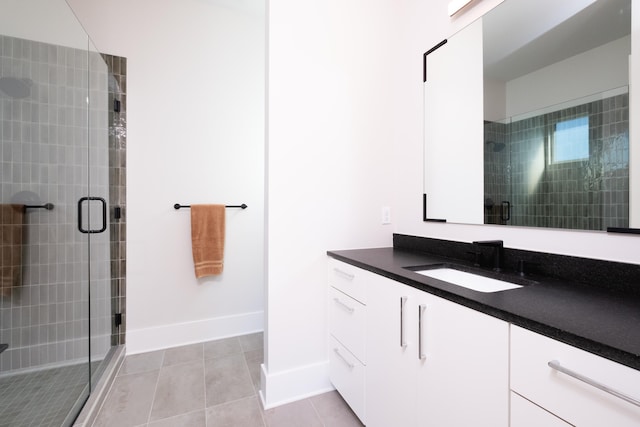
[[423, 0, 632, 231]]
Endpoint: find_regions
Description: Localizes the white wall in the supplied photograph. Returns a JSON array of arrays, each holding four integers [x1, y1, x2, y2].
[[67, 0, 266, 353], [264, 0, 399, 407], [506, 36, 630, 118], [394, 0, 640, 265], [1, 0, 89, 49]]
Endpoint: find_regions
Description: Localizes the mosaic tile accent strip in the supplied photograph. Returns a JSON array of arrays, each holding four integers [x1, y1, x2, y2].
[[101, 53, 127, 347]]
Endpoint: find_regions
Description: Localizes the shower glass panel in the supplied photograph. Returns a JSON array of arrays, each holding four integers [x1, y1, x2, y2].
[[87, 37, 112, 390], [0, 1, 112, 426]]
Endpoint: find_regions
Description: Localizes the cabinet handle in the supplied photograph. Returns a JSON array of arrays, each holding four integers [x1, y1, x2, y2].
[[418, 304, 427, 360], [400, 296, 408, 348], [333, 268, 355, 281], [333, 297, 355, 313], [548, 360, 640, 408], [334, 348, 355, 369]]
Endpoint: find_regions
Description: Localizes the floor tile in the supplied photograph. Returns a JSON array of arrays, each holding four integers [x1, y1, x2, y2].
[[205, 354, 255, 407], [243, 349, 263, 392], [205, 396, 265, 427], [92, 333, 359, 427], [162, 343, 203, 367], [204, 337, 242, 360], [148, 409, 206, 427], [310, 390, 364, 427], [149, 360, 205, 422], [120, 350, 165, 375], [92, 370, 159, 427], [239, 333, 263, 352], [263, 399, 322, 427]]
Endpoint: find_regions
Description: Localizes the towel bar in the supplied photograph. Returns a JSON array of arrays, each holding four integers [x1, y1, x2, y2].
[[25, 203, 54, 210], [174, 203, 247, 210]]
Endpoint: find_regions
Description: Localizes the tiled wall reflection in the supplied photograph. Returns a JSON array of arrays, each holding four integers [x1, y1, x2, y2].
[[483, 121, 509, 225], [0, 35, 113, 374], [484, 93, 629, 230]]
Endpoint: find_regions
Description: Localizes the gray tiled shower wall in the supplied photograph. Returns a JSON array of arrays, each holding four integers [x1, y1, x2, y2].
[[484, 92, 629, 230], [0, 34, 112, 374]]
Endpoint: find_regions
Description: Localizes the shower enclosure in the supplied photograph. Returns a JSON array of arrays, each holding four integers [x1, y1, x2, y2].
[[0, 1, 116, 425]]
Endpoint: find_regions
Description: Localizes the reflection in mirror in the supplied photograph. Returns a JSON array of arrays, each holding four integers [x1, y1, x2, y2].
[[484, 88, 629, 230], [423, 0, 632, 231]]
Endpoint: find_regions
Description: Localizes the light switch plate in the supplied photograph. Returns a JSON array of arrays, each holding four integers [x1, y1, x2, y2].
[[382, 206, 391, 225]]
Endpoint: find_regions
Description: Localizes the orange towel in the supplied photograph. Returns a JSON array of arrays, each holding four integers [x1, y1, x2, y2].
[[1, 204, 25, 297], [191, 204, 225, 278]]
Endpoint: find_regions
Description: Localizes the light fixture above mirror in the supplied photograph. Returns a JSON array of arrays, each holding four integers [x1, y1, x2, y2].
[[448, 0, 476, 17]]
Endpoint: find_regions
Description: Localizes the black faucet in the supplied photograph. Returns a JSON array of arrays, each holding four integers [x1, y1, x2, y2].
[[472, 240, 504, 272]]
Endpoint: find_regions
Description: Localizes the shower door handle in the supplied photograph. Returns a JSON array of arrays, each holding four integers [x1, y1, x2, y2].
[[78, 197, 107, 234], [500, 201, 511, 222]]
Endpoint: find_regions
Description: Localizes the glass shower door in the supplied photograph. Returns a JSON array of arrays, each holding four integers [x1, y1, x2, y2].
[[0, 1, 112, 425]]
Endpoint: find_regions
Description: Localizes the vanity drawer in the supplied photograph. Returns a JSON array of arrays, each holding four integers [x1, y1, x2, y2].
[[511, 392, 571, 427], [329, 336, 366, 424], [511, 325, 640, 426], [329, 287, 366, 363], [328, 259, 367, 304]]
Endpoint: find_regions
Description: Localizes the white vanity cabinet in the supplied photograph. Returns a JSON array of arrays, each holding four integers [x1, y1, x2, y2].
[[510, 392, 572, 427], [365, 270, 510, 427], [511, 325, 640, 427], [327, 259, 368, 423], [365, 275, 418, 426]]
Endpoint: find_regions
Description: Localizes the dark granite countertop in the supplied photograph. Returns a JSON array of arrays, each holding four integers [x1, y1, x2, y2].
[[327, 246, 640, 371]]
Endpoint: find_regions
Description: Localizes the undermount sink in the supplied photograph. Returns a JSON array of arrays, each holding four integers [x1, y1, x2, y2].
[[412, 268, 522, 293]]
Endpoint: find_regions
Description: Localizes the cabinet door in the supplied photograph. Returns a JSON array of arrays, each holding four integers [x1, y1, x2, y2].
[[511, 392, 571, 427], [415, 294, 509, 427], [366, 276, 417, 427]]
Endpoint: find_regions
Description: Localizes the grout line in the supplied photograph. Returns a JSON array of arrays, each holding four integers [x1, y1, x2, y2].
[[147, 408, 203, 427], [202, 353, 207, 426], [145, 350, 165, 425], [308, 396, 326, 427]]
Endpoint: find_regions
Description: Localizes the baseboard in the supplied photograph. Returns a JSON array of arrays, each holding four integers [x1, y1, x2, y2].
[[126, 310, 264, 354], [260, 360, 334, 409]]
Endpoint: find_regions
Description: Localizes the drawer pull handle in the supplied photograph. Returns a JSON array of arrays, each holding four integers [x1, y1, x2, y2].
[[400, 296, 408, 348], [548, 360, 640, 408], [333, 297, 355, 313], [418, 304, 427, 360], [334, 348, 355, 369], [333, 268, 355, 281]]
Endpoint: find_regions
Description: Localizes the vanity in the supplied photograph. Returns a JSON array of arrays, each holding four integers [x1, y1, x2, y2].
[[327, 234, 640, 427], [330, 0, 640, 423]]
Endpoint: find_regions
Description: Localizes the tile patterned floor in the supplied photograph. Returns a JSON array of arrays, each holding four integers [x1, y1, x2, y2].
[[0, 363, 89, 427], [92, 333, 364, 427]]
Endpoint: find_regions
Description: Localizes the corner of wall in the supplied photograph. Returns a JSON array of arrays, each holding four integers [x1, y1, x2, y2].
[[259, 360, 333, 409]]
